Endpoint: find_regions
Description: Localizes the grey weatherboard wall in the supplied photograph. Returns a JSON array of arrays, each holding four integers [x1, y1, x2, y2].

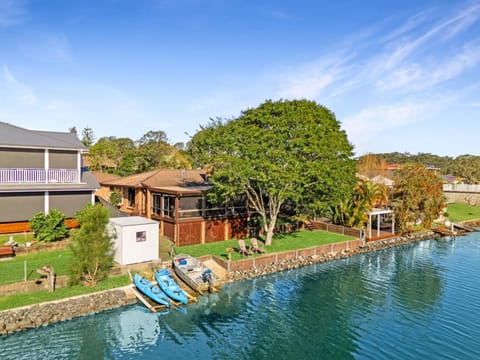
[[49, 192, 92, 218], [49, 150, 78, 169], [0, 148, 44, 168], [0, 193, 44, 222]]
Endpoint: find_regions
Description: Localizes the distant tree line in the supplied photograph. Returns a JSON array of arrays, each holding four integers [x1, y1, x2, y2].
[[358, 152, 480, 183], [79, 128, 190, 176]]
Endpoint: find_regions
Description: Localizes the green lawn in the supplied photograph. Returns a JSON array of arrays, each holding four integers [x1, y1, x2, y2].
[[0, 274, 130, 311], [0, 249, 73, 285], [0, 232, 35, 245], [176, 230, 355, 261], [447, 203, 480, 222]]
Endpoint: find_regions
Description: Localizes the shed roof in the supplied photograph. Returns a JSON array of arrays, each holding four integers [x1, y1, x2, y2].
[[0, 121, 87, 151], [109, 216, 159, 226]]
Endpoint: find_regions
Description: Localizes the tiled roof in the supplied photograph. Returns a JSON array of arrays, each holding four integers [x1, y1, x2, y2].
[[102, 169, 209, 189], [91, 171, 122, 184], [0, 121, 87, 150]]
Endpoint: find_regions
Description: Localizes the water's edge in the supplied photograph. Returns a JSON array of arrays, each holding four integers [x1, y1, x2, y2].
[[0, 230, 438, 336]]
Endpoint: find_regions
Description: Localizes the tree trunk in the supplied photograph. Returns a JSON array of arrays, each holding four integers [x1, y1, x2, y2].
[[265, 215, 277, 246]]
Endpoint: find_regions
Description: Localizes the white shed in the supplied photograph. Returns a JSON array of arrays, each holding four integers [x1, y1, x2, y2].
[[109, 216, 159, 265]]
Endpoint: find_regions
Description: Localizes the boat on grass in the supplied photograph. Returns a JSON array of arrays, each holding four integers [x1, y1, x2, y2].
[[155, 269, 188, 305], [173, 254, 221, 293], [133, 273, 170, 307]]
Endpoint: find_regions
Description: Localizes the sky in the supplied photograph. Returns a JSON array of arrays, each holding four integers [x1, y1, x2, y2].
[[0, 0, 479, 157]]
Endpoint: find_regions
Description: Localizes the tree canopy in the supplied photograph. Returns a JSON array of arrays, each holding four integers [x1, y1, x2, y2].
[[85, 131, 190, 175], [392, 163, 445, 232], [188, 99, 356, 245]]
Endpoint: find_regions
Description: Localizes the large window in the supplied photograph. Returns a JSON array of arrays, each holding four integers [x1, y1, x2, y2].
[[127, 188, 135, 207], [179, 196, 203, 218], [162, 195, 175, 218], [151, 193, 161, 216]]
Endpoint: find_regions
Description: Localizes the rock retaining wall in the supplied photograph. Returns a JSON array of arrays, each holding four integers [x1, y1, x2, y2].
[[0, 286, 137, 336], [225, 232, 435, 283]]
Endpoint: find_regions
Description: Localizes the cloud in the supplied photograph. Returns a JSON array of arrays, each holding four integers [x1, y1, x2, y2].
[[342, 102, 428, 155], [20, 33, 72, 63], [377, 40, 480, 92], [0, 0, 27, 27], [2, 66, 38, 106], [275, 54, 354, 100]]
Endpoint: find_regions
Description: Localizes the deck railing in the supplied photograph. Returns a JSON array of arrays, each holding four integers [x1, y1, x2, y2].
[[0, 168, 80, 184]]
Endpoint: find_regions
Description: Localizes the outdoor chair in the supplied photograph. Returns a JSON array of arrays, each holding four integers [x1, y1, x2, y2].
[[238, 239, 252, 256], [250, 237, 265, 253]]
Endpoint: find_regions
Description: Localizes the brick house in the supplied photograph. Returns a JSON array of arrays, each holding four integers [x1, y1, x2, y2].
[[95, 169, 249, 246]]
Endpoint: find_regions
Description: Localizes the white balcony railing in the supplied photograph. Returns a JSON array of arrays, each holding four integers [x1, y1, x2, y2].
[[0, 168, 80, 184]]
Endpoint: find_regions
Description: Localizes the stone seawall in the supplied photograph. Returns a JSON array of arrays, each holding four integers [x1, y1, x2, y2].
[[226, 231, 435, 283], [0, 286, 137, 336]]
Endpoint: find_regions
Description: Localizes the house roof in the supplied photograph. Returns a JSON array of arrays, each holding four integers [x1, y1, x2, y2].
[[371, 175, 394, 186], [91, 171, 122, 184], [101, 169, 210, 190], [0, 121, 87, 151]]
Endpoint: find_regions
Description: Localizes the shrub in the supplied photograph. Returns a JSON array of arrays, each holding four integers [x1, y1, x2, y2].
[[29, 209, 68, 242], [109, 191, 122, 208], [69, 203, 115, 286]]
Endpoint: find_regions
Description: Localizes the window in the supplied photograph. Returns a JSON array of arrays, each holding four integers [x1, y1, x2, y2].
[[179, 196, 203, 218], [128, 188, 135, 207], [136, 231, 146, 242], [151, 193, 161, 216], [162, 195, 175, 218]]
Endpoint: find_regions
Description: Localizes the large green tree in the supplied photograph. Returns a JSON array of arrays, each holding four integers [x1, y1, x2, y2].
[[69, 203, 115, 286], [189, 99, 356, 245]]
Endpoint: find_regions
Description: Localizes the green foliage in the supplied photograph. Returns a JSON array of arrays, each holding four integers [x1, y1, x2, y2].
[[109, 191, 122, 207], [69, 204, 115, 286], [28, 209, 68, 242], [86, 132, 191, 175], [392, 163, 445, 231], [188, 99, 356, 244]]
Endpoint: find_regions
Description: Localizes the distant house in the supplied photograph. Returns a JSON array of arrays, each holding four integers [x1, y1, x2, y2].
[[370, 175, 394, 187], [0, 122, 99, 233], [96, 169, 249, 246]]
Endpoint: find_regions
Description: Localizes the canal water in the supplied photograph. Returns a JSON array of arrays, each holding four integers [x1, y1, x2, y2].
[[1, 233, 480, 359]]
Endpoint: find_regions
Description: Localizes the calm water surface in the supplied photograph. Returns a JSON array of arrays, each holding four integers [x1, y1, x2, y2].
[[2, 233, 480, 359]]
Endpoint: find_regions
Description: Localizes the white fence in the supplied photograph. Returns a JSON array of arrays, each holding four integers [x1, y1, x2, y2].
[[443, 184, 480, 193], [0, 168, 79, 184]]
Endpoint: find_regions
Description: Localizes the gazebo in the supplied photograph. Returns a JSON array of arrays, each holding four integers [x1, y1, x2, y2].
[[367, 208, 395, 239]]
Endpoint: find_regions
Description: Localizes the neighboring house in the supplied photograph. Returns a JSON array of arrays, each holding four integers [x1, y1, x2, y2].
[[96, 169, 249, 246], [370, 174, 394, 187], [0, 122, 99, 234], [91, 171, 122, 201]]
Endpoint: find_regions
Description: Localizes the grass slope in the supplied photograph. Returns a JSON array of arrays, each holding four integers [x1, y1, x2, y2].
[[177, 230, 355, 261], [447, 203, 480, 222], [0, 249, 72, 285]]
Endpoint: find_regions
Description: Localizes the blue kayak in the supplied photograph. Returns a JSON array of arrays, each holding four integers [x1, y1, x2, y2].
[[133, 273, 170, 307], [155, 269, 188, 305]]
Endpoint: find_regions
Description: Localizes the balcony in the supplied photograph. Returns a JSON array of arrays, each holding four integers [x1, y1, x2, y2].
[[0, 168, 80, 184]]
